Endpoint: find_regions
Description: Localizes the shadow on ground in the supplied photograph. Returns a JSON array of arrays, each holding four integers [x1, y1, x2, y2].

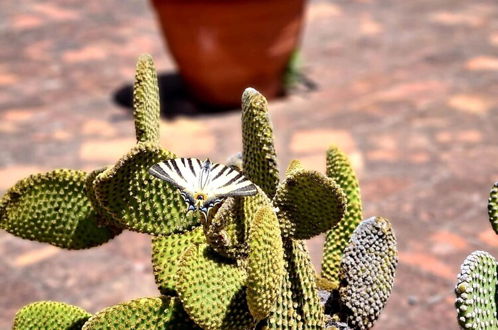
[[113, 72, 240, 119], [113, 71, 317, 120]]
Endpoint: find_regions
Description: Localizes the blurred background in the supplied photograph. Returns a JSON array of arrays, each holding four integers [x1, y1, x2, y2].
[[1, 0, 498, 328]]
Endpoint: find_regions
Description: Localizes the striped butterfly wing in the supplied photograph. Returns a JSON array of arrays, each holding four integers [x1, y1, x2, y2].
[[149, 158, 205, 207], [203, 162, 258, 199]]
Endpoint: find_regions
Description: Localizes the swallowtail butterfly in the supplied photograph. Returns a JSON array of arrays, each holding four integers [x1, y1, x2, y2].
[[149, 158, 257, 217]]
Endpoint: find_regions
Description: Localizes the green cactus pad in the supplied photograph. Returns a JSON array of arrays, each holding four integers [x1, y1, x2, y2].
[[261, 240, 324, 329], [272, 168, 346, 239], [133, 54, 160, 144], [455, 250, 498, 330], [292, 240, 325, 328], [84, 167, 116, 226], [205, 196, 247, 259], [487, 182, 498, 235], [322, 146, 363, 285], [339, 217, 398, 330], [206, 188, 274, 259], [82, 296, 199, 329], [246, 204, 284, 320], [152, 226, 205, 295], [0, 169, 120, 249], [291, 240, 325, 328], [241, 88, 280, 198], [260, 261, 298, 329], [285, 159, 304, 176], [176, 243, 255, 330], [13, 301, 91, 330], [93, 142, 199, 235]]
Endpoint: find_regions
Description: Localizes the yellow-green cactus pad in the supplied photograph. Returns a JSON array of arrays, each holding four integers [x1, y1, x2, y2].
[[84, 167, 115, 226], [487, 182, 498, 234], [206, 188, 274, 259], [82, 296, 199, 329], [260, 261, 298, 329], [133, 54, 160, 144], [93, 142, 198, 235], [261, 240, 324, 329], [455, 251, 498, 330], [272, 168, 346, 239], [241, 88, 279, 198], [13, 301, 91, 330], [176, 243, 255, 330], [290, 240, 325, 328], [152, 226, 205, 295], [0, 169, 120, 249], [205, 196, 247, 259], [246, 204, 284, 320], [322, 146, 363, 285], [339, 217, 397, 330], [285, 159, 304, 176]]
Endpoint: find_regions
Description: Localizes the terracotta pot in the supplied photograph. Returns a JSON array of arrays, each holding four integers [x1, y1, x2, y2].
[[151, 0, 306, 107]]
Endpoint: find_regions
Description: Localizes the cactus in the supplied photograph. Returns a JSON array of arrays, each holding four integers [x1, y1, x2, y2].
[[0, 169, 121, 249], [318, 146, 398, 330], [321, 146, 363, 286], [3, 55, 399, 329], [455, 251, 498, 329], [13, 301, 91, 330], [453, 181, 498, 329], [331, 217, 398, 330], [487, 182, 498, 234], [82, 297, 199, 329]]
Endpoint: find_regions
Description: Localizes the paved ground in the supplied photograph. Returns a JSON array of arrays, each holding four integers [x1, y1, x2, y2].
[[1, 0, 498, 328]]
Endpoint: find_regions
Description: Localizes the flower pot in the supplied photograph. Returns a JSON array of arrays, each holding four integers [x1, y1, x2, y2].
[[150, 0, 306, 107]]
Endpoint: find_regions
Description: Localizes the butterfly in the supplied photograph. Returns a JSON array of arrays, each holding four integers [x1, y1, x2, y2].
[[149, 158, 257, 217]]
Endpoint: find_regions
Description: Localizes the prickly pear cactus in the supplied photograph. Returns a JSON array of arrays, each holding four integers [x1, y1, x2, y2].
[[335, 217, 397, 330], [455, 251, 498, 330], [4, 54, 399, 330], [321, 146, 363, 286], [487, 182, 498, 234], [0, 169, 121, 249], [318, 143, 398, 330], [453, 181, 498, 330], [13, 301, 91, 330]]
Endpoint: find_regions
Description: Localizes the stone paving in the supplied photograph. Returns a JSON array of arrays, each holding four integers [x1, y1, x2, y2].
[[1, 0, 498, 328]]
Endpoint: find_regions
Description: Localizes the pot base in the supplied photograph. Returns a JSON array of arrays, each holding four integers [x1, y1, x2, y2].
[[151, 0, 305, 107]]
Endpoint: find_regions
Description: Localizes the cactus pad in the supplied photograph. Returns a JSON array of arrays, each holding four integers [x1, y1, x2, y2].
[[261, 240, 324, 329], [0, 169, 120, 249], [93, 142, 199, 235], [246, 204, 284, 320], [82, 296, 199, 329], [322, 146, 363, 285], [273, 168, 346, 239], [13, 301, 91, 330], [84, 167, 115, 225], [487, 182, 498, 235], [338, 217, 398, 330], [151, 225, 205, 295], [455, 250, 498, 330], [290, 240, 325, 328], [133, 54, 160, 144], [241, 88, 279, 198], [175, 243, 255, 330], [205, 196, 247, 259]]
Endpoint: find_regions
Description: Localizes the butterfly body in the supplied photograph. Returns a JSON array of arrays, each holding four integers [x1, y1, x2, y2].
[[149, 158, 257, 217]]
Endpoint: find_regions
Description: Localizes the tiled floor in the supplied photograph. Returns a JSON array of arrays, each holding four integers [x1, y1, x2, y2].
[[1, 0, 498, 328]]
